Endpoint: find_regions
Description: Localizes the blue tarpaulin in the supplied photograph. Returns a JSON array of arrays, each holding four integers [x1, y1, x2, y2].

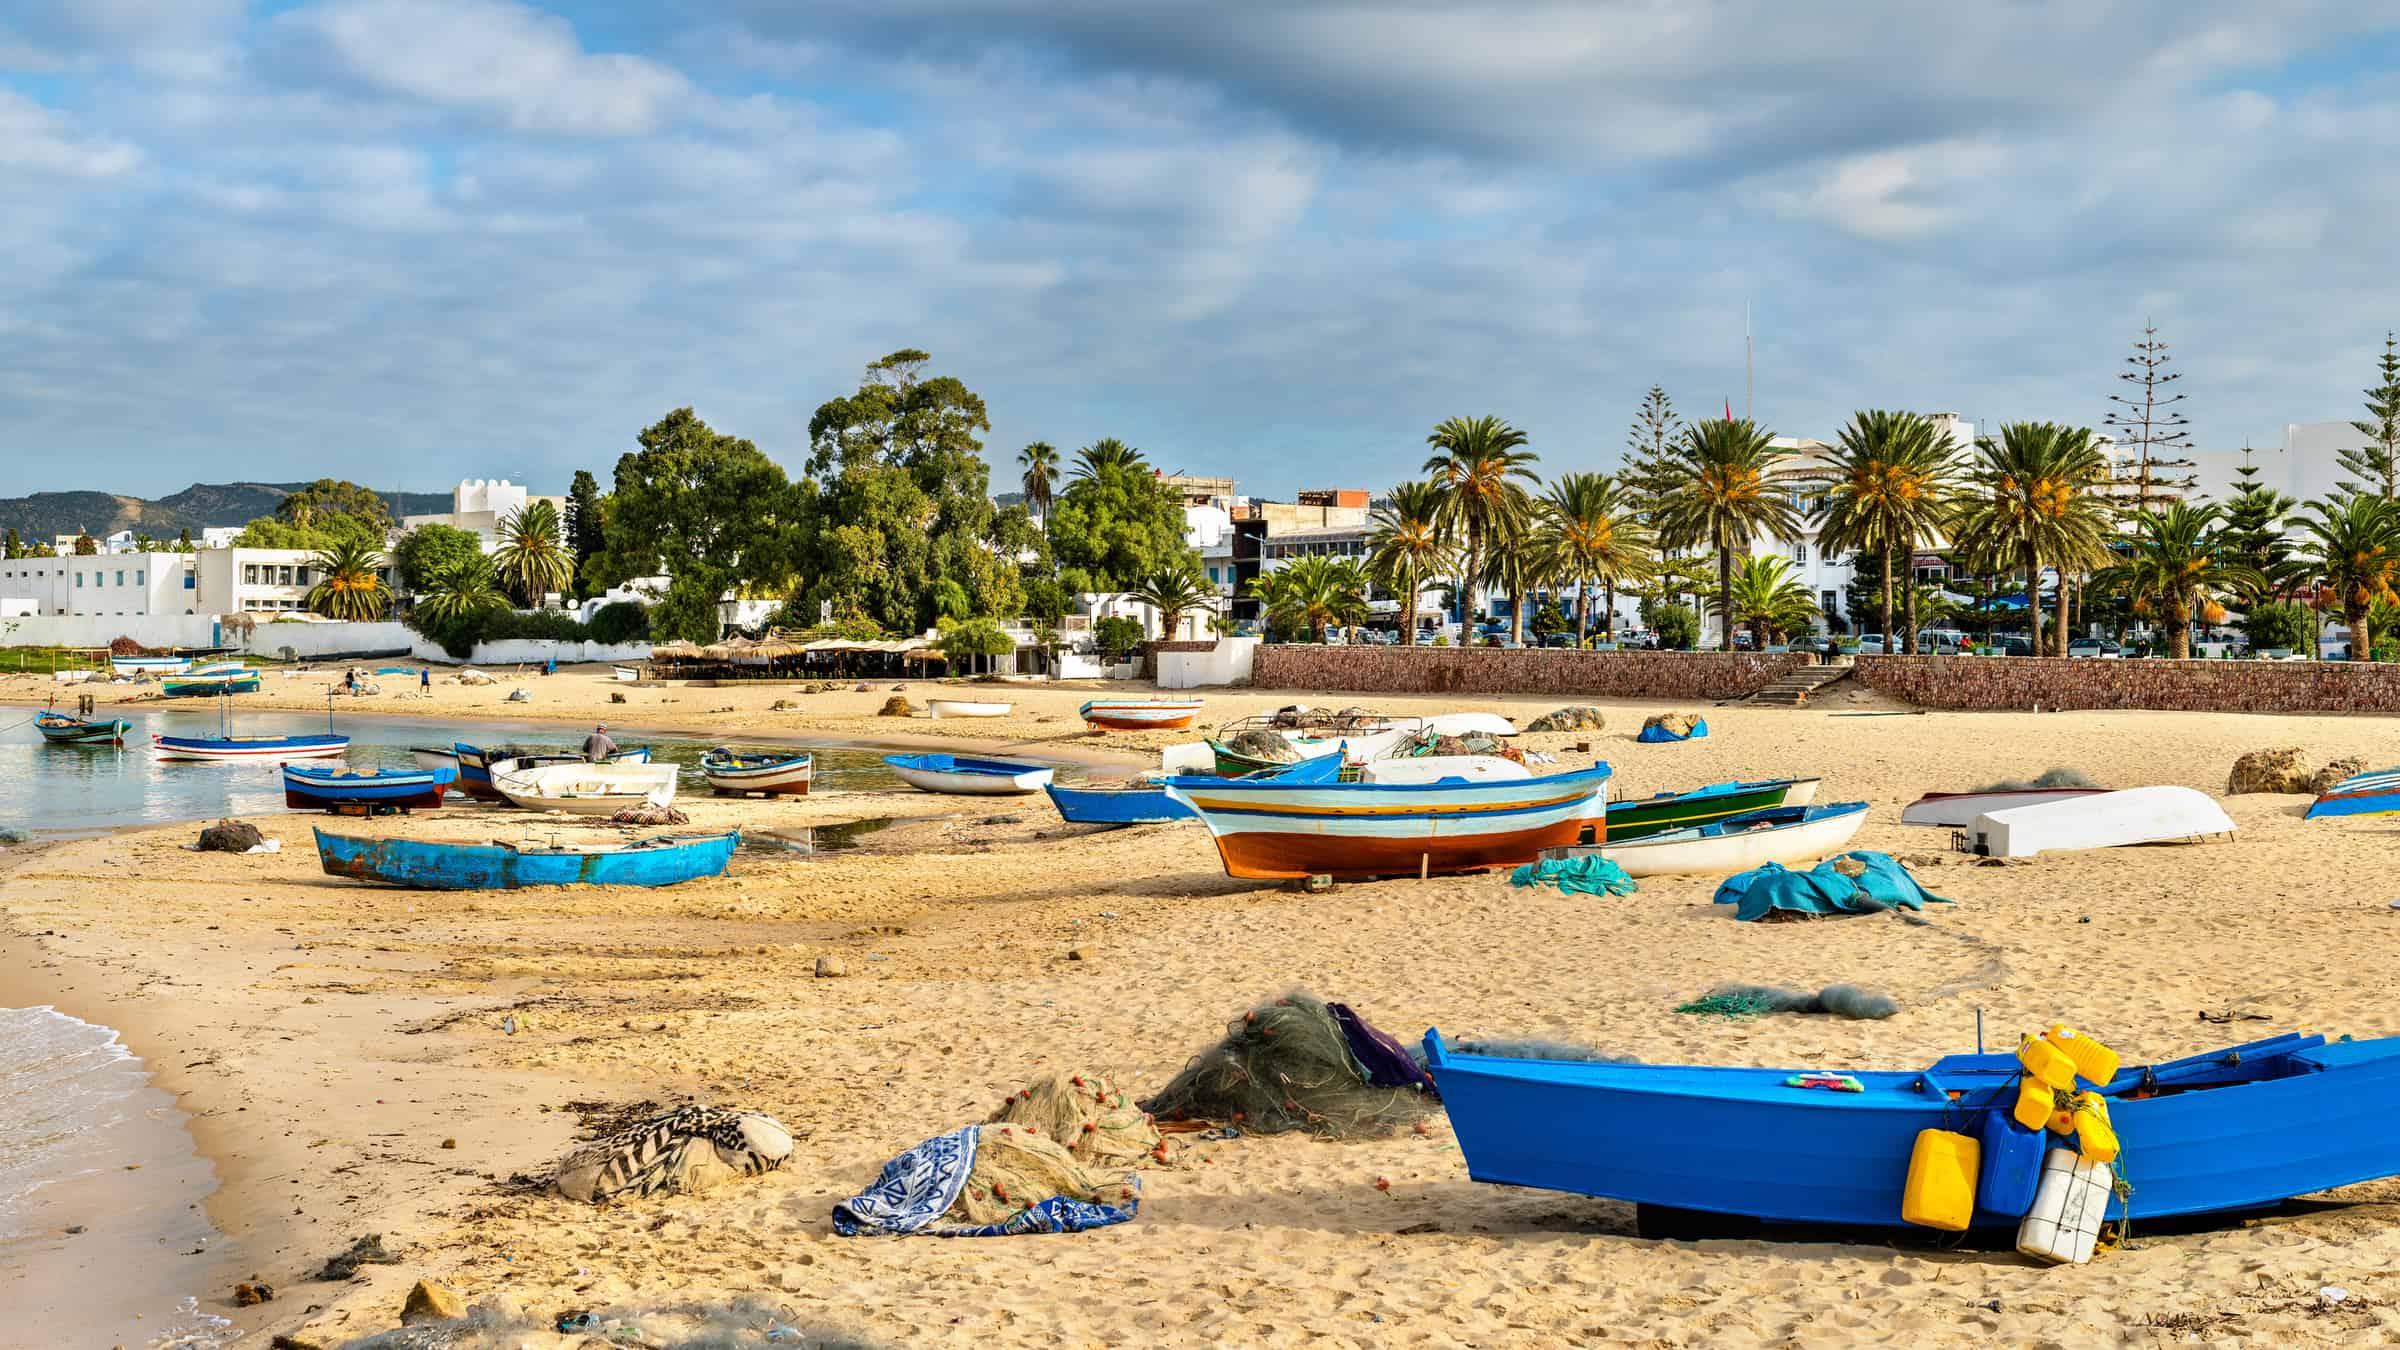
[[1510, 854, 1638, 896], [1637, 717, 1709, 743], [1711, 850, 1952, 923]]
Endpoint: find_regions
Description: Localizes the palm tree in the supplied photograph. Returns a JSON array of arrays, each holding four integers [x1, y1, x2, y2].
[[492, 500, 574, 608], [1073, 437, 1145, 482], [1251, 555, 1368, 643], [1126, 557, 1214, 641], [1480, 533, 1546, 645], [1655, 419, 1803, 651], [1421, 415, 1540, 634], [2089, 504, 2261, 660], [1720, 555, 1820, 647], [303, 539, 392, 622], [1019, 442, 1061, 520], [1816, 410, 1952, 654], [1948, 423, 2112, 656], [1367, 480, 1453, 647], [1536, 472, 1652, 644], [2298, 494, 2400, 660], [417, 554, 511, 627]]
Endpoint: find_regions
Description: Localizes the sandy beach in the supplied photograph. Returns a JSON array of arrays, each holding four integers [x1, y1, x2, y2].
[[8, 665, 2400, 1347]]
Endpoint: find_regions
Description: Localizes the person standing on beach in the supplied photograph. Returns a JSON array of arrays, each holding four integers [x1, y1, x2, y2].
[[420, 668, 431, 695], [582, 724, 618, 762]]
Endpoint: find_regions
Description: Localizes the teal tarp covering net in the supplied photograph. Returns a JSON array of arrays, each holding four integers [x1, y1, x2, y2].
[[1636, 717, 1709, 743], [1711, 850, 1950, 922], [1510, 854, 1638, 896]]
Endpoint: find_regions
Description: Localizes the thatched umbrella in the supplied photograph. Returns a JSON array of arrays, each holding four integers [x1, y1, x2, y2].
[[651, 639, 700, 663], [748, 637, 803, 660]]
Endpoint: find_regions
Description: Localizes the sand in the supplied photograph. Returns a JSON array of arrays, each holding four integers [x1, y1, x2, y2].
[[7, 664, 2400, 1346]]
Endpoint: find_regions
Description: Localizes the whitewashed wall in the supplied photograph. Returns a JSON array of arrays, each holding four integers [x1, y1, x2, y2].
[[438, 638, 653, 667], [1157, 637, 1257, 688]]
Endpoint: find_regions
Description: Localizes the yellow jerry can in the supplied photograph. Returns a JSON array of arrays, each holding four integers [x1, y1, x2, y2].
[[2045, 1026, 2121, 1086], [2013, 1077, 2056, 1131], [2017, 1035, 2078, 1092], [2071, 1099, 2120, 1164], [1902, 1128, 1982, 1231]]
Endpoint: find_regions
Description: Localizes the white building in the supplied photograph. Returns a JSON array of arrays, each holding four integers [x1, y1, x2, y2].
[[0, 547, 393, 619], [401, 478, 567, 550]]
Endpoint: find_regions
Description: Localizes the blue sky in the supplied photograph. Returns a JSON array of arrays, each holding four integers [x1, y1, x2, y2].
[[6, 1, 2400, 500]]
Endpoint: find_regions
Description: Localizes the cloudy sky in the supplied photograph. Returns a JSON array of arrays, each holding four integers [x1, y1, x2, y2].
[[6, 1, 2400, 500]]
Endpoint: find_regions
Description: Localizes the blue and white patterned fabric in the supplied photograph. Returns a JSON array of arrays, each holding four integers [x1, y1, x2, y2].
[[833, 1125, 1140, 1237]]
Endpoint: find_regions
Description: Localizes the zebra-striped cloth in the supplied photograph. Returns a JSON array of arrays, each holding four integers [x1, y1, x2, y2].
[[552, 1105, 794, 1203]]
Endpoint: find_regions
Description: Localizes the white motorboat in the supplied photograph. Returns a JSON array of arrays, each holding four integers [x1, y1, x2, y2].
[[1602, 802, 1870, 878], [1960, 786, 2233, 859]]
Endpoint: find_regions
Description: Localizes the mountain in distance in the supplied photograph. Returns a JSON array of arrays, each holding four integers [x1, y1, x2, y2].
[[0, 482, 454, 543]]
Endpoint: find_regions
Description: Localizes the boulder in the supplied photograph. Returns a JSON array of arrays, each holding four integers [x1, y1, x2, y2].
[[2227, 747, 2314, 795], [2308, 757, 2367, 796], [196, 820, 265, 854], [1525, 705, 1607, 733], [815, 956, 846, 978], [878, 695, 915, 716], [399, 1279, 465, 1325]]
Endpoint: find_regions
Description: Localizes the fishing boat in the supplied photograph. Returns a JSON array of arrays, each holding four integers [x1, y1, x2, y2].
[[155, 730, 347, 761], [409, 745, 461, 773], [1960, 786, 2234, 858], [699, 748, 814, 796], [1207, 712, 1517, 776], [925, 698, 1013, 719], [1163, 762, 1612, 879], [611, 665, 640, 682], [883, 753, 1055, 795], [1080, 697, 1206, 731], [452, 742, 651, 799], [1598, 801, 1869, 878], [1356, 755, 1530, 785], [492, 760, 680, 815], [2304, 767, 2400, 820], [282, 763, 457, 810], [1590, 777, 1824, 845], [162, 671, 262, 697], [33, 711, 130, 746], [1045, 776, 1194, 825], [110, 655, 192, 676], [314, 828, 738, 890], [1425, 1028, 2400, 1232], [1901, 786, 2107, 828]]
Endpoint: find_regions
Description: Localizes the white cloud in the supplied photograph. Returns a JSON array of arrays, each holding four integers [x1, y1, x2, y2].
[[0, 88, 142, 177]]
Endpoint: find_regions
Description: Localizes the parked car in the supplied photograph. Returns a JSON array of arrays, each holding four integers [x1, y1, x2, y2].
[[1999, 637, 2034, 656], [1540, 632, 1577, 648], [1917, 628, 1968, 655], [2067, 638, 2123, 659], [1856, 634, 1887, 655]]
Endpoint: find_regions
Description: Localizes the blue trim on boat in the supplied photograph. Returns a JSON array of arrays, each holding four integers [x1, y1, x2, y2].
[[283, 764, 458, 805], [1165, 763, 1613, 796], [883, 753, 1051, 777]]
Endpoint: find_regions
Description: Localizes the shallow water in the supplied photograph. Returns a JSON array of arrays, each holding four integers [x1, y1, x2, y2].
[[0, 705, 907, 836]]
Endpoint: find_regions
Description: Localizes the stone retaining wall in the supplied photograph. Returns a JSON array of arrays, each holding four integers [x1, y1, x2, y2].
[[1249, 644, 1806, 699], [1856, 654, 2400, 712]]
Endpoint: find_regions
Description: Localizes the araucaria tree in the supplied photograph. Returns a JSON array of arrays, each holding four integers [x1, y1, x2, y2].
[[1622, 387, 1687, 603], [598, 407, 792, 643], [563, 469, 607, 597], [2339, 333, 2400, 500], [1367, 480, 1451, 647], [1656, 419, 1801, 651], [2102, 323, 2196, 514], [1536, 473, 1651, 643], [1422, 415, 1539, 630], [1949, 423, 2112, 656], [1815, 410, 1951, 653]]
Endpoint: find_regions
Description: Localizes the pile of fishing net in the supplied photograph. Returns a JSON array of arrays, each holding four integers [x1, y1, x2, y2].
[[1140, 990, 1436, 1138], [551, 1105, 794, 1203], [1675, 983, 1899, 1020], [608, 802, 690, 826], [989, 1071, 1162, 1169], [1222, 728, 1301, 764], [1975, 766, 2096, 791], [833, 1122, 1140, 1237]]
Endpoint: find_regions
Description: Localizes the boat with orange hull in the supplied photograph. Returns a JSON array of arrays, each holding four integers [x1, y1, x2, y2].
[[1163, 762, 1611, 879], [1080, 697, 1205, 731]]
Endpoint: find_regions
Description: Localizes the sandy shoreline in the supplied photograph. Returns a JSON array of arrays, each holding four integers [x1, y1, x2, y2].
[[9, 667, 2400, 1345]]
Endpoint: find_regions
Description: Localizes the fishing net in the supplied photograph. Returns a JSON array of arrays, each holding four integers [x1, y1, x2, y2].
[[1221, 728, 1300, 764], [1675, 983, 1899, 1020], [333, 1294, 879, 1349], [988, 1072, 1162, 1169], [608, 803, 691, 826], [1140, 991, 1439, 1137], [950, 1123, 1141, 1227], [1974, 766, 2097, 792], [1446, 1037, 1638, 1064]]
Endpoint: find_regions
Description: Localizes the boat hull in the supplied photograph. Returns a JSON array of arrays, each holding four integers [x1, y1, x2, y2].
[[454, 743, 650, 798], [493, 761, 679, 814], [163, 674, 261, 697], [700, 750, 814, 796], [1602, 802, 1868, 878], [1045, 781, 1193, 824], [1081, 699, 1204, 731], [2305, 767, 2400, 820], [926, 700, 1012, 718], [282, 765, 456, 810], [35, 714, 129, 745], [1426, 1029, 2400, 1229], [1901, 787, 2105, 828], [155, 733, 349, 761], [111, 657, 192, 676], [1600, 779, 1811, 842], [885, 754, 1054, 795], [1165, 764, 1610, 879], [1966, 785, 2234, 858], [314, 828, 738, 890], [409, 747, 461, 773]]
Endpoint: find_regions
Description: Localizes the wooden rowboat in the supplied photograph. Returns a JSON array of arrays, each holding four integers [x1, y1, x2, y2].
[[155, 731, 348, 761], [34, 711, 130, 745], [453, 743, 650, 799], [163, 672, 262, 697], [110, 655, 192, 676], [883, 753, 1054, 796], [410, 745, 461, 773], [1593, 777, 1823, 844], [282, 764, 457, 810], [1164, 762, 1611, 879], [1080, 697, 1205, 731], [1598, 801, 1869, 878], [925, 699, 1013, 718], [1961, 786, 2233, 858], [314, 828, 738, 890], [493, 760, 680, 815], [699, 748, 814, 796], [2305, 767, 2400, 820], [1044, 776, 1193, 825]]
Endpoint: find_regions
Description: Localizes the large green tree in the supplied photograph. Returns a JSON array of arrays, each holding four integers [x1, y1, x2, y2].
[[1422, 415, 1540, 629], [563, 469, 607, 597], [277, 479, 395, 532], [391, 523, 484, 594], [1815, 410, 1952, 653], [1623, 387, 1689, 603], [1046, 442, 1196, 592], [233, 513, 385, 553], [1721, 555, 1820, 646], [1656, 418, 1802, 651], [1251, 556, 1368, 643], [597, 407, 793, 643], [792, 350, 1021, 632]]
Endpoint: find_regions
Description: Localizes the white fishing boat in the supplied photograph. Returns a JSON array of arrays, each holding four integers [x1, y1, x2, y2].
[[493, 761, 680, 815], [1417, 712, 1518, 738], [699, 748, 814, 796], [1601, 802, 1870, 878], [1959, 786, 2234, 859], [882, 753, 1054, 795], [110, 655, 192, 676], [611, 665, 640, 682], [1901, 786, 2106, 828], [925, 698, 1013, 718], [410, 745, 462, 773]]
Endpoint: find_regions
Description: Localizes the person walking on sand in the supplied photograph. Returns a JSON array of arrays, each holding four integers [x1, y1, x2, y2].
[[420, 668, 431, 695], [582, 724, 618, 762]]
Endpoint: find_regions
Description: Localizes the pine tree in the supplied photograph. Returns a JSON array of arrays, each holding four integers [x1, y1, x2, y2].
[[2102, 322, 2196, 514], [563, 469, 607, 597], [2339, 332, 2400, 500], [1623, 386, 1687, 606]]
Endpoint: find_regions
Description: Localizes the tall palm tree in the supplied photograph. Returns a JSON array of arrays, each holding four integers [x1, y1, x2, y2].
[[492, 499, 573, 608], [416, 554, 510, 626], [1721, 555, 1820, 647], [1073, 437, 1146, 482], [1421, 415, 1540, 634], [2298, 494, 2400, 660], [1367, 480, 1453, 647], [1126, 557, 1213, 641], [1537, 472, 1653, 644], [303, 539, 392, 622], [1948, 423, 2112, 656], [1815, 410, 1952, 654], [1480, 534, 1547, 645], [2089, 504, 2260, 660], [1655, 419, 1803, 651], [1252, 556, 1368, 643], [1018, 442, 1061, 520]]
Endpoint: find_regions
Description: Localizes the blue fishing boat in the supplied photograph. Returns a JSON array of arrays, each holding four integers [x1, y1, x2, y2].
[[163, 671, 262, 697], [1045, 776, 1195, 825], [34, 711, 130, 745], [155, 731, 347, 761], [1425, 1028, 2400, 1233], [453, 742, 650, 799], [2305, 766, 2400, 819], [282, 764, 458, 810], [883, 753, 1055, 796], [313, 828, 738, 890]]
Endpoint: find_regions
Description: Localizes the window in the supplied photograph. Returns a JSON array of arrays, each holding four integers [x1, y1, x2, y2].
[[1821, 589, 1838, 616], [184, 574, 195, 589], [115, 570, 125, 586], [278, 566, 294, 586], [243, 565, 258, 585], [1207, 566, 1220, 583], [75, 572, 83, 587], [135, 570, 143, 586], [1792, 544, 1808, 567]]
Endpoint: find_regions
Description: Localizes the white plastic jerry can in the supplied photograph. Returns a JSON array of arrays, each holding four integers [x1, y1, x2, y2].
[[2015, 1146, 2114, 1265]]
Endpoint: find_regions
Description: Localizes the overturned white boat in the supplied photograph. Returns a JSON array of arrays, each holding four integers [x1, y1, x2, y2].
[[1901, 786, 2107, 829], [1958, 785, 2233, 859], [494, 761, 680, 815]]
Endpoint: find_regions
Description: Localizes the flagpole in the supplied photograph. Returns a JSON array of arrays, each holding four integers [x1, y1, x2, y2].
[[1745, 300, 1753, 424]]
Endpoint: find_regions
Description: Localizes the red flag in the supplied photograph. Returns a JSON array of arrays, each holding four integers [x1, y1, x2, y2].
[[1724, 399, 1733, 423]]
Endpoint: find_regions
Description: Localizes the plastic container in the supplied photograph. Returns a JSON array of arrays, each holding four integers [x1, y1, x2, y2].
[[2017, 1146, 2114, 1264], [1975, 1108, 2044, 1218], [2071, 1100, 2120, 1164], [2017, 1035, 2078, 1092], [2012, 1077, 2056, 1130], [1901, 1128, 1981, 1231], [2045, 1026, 2121, 1086]]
